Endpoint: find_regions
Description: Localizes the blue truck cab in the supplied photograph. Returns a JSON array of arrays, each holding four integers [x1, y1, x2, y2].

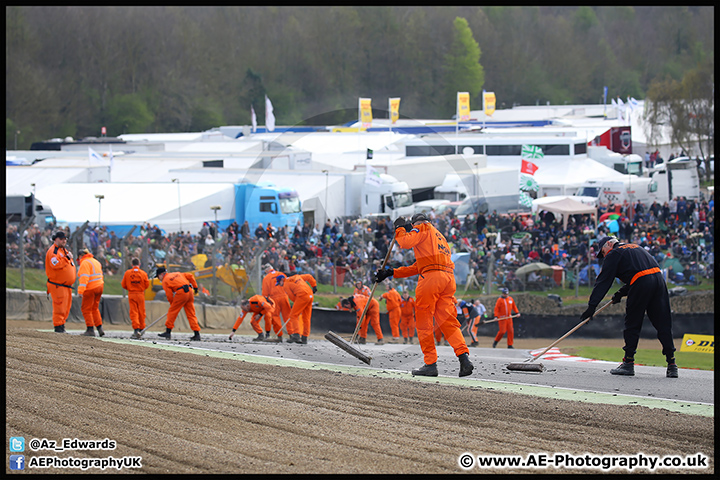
[[235, 183, 302, 233]]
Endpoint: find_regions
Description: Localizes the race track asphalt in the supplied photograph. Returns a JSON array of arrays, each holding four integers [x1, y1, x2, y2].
[[92, 330, 713, 417]]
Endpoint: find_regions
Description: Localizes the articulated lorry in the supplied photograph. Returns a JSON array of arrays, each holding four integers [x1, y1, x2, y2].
[[6, 194, 56, 229], [356, 172, 415, 221]]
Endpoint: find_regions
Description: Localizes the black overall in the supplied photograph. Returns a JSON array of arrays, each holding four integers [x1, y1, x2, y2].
[[589, 242, 675, 359]]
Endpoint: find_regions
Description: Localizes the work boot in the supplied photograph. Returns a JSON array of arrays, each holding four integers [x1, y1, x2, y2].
[[610, 358, 635, 376], [96, 325, 105, 337], [131, 329, 142, 339], [458, 352, 474, 377], [470, 341, 478, 347], [376, 338, 384, 345], [190, 331, 201, 341], [358, 337, 366, 345], [492, 340, 498, 348], [54, 325, 66, 333], [403, 337, 408, 344], [253, 333, 265, 341], [265, 331, 271, 339], [409, 337, 414, 344], [287, 333, 301, 344], [507, 345, 514, 349], [666, 363, 679, 378], [83, 327, 96, 337], [412, 363, 438, 377], [158, 328, 172, 339], [300, 335, 308, 344]]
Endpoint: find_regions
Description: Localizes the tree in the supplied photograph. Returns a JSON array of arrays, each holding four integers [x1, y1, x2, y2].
[[645, 59, 714, 181], [442, 17, 484, 117]]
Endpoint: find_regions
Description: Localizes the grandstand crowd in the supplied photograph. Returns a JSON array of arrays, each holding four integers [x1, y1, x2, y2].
[[7, 194, 714, 292]]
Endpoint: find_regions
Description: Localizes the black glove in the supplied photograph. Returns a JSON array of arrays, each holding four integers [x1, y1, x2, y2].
[[194, 287, 199, 295], [580, 305, 596, 321], [393, 216, 412, 232], [611, 291, 624, 304], [374, 267, 394, 283], [312, 286, 317, 293]]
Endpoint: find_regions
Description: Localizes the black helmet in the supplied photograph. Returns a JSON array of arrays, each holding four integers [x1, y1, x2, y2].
[[411, 212, 429, 224]]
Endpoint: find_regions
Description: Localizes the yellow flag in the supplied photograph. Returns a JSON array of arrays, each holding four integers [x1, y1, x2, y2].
[[359, 98, 372, 129], [484, 91, 496, 116], [457, 92, 470, 121], [389, 97, 401, 124]]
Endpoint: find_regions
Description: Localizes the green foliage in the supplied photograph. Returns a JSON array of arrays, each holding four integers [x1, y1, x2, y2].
[[4, 7, 715, 144], [106, 93, 155, 135], [190, 99, 226, 132], [645, 56, 714, 162], [443, 17, 484, 116], [573, 6, 598, 32]]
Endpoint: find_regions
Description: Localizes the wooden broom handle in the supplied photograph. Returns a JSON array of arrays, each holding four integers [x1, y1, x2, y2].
[[351, 229, 398, 343], [531, 300, 613, 360]]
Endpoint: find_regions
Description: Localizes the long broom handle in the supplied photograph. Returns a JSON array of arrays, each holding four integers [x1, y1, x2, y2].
[[531, 299, 613, 361], [139, 312, 168, 336], [482, 313, 521, 324], [350, 230, 398, 344]]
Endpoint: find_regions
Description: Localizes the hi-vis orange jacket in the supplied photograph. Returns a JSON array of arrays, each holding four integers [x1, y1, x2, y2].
[[392, 222, 454, 278], [77, 253, 104, 295]]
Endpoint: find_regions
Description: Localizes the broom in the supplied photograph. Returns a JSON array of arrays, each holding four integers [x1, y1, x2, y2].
[[325, 230, 399, 365], [131, 313, 168, 339], [482, 313, 521, 324], [506, 300, 613, 372]]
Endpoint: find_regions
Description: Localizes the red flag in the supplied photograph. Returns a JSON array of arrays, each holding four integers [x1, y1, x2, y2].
[[521, 159, 539, 175]]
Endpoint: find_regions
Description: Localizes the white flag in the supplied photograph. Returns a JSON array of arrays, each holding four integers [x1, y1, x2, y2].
[[365, 165, 382, 187], [251, 105, 257, 133], [265, 95, 275, 132], [88, 147, 103, 164]]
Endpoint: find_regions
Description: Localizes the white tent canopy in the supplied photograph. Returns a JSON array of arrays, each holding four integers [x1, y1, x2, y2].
[[532, 196, 597, 230]]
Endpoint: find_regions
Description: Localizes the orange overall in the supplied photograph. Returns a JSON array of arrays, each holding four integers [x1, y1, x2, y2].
[[262, 269, 290, 336], [162, 272, 200, 331], [283, 274, 316, 337], [234, 295, 276, 335], [45, 243, 76, 327], [351, 293, 383, 341], [380, 288, 402, 338], [121, 265, 150, 330], [77, 253, 104, 328], [399, 296, 416, 339], [393, 222, 469, 365], [493, 295, 519, 347]]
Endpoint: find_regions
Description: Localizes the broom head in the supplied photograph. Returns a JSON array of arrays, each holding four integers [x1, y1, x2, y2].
[[325, 331, 372, 365], [506, 362, 545, 372]]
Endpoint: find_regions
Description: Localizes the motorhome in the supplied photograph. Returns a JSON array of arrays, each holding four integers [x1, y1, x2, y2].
[[575, 176, 655, 206], [647, 159, 700, 202]]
